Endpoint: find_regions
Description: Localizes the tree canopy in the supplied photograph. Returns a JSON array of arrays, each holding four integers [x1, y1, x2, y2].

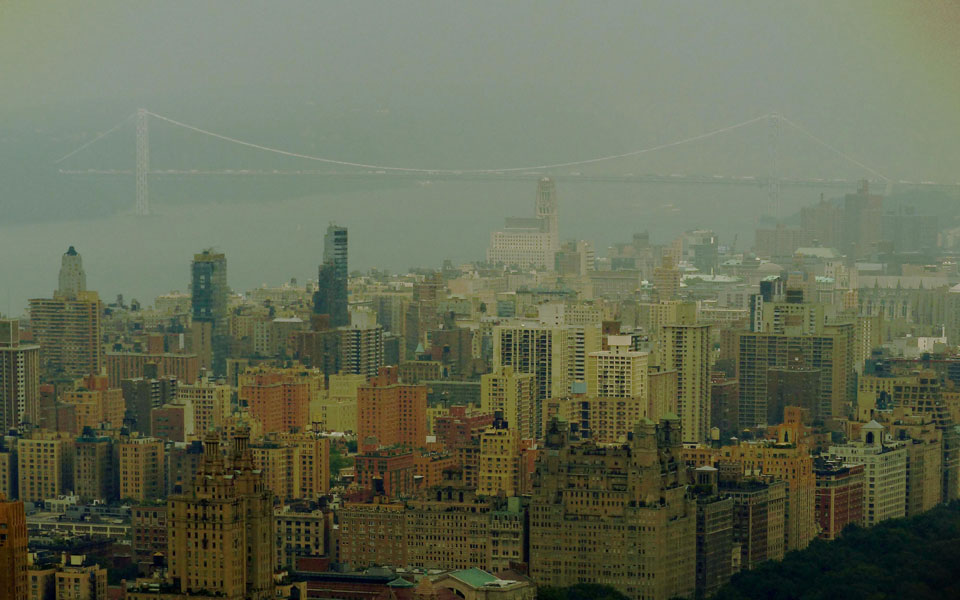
[[711, 501, 960, 600], [538, 584, 632, 600]]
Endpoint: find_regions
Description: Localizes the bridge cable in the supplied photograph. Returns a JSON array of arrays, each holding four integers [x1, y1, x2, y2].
[[54, 113, 135, 164], [779, 116, 890, 182], [143, 110, 768, 174]]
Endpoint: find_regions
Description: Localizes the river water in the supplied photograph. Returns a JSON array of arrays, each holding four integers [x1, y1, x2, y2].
[[0, 177, 818, 316]]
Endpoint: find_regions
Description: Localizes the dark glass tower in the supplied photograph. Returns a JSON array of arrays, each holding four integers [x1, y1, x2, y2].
[[314, 225, 349, 327], [191, 250, 228, 375]]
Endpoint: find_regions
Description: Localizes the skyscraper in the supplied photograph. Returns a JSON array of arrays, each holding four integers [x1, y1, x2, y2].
[[529, 417, 695, 600], [841, 180, 883, 260], [0, 319, 40, 432], [314, 224, 349, 327], [340, 309, 384, 378], [493, 323, 571, 436], [191, 250, 228, 375], [29, 246, 102, 379], [481, 366, 537, 441], [403, 272, 442, 359], [157, 431, 274, 600], [737, 297, 855, 428], [662, 321, 712, 444], [535, 176, 560, 253], [487, 177, 561, 269], [324, 223, 348, 281], [586, 335, 649, 399], [58, 245, 87, 297]]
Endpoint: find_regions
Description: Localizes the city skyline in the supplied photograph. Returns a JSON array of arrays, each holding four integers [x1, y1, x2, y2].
[[3, 3, 960, 600]]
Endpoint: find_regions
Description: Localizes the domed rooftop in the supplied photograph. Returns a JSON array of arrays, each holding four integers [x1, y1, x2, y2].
[[757, 262, 783, 273]]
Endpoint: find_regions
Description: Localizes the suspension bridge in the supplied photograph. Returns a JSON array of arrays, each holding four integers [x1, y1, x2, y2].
[[55, 108, 957, 217]]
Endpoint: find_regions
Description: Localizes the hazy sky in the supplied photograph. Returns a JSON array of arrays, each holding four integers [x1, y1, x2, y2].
[[2, 1, 960, 314], [1, 0, 958, 180]]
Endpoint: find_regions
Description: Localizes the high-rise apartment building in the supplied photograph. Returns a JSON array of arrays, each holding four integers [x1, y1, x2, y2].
[[652, 255, 681, 302], [357, 367, 427, 450], [719, 478, 787, 569], [335, 498, 408, 567], [403, 273, 442, 359], [29, 293, 102, 380], [60, 374, 125, 432], [239, 366, 322, 434], [314, 224, 349, 328], [109, 352, 197, 388], [155, 432, 274, 600], [766, 358, 821, 425], [405, 487, 526, 572], [829, 421, 907, 527], [315, 373, 366, 433], [121, 373, 178, 435], [554, 240, 596, 276], [0, 319, 40, 432], [340, 310, 384, 378], [685, 434, 817, 552], [28, 246, 101, 379], [888, 372, 960, 503], [17, 431, 75, 502], [74, 433, 116, 503], [493, 321, 597, 436], [814, 459, 864, 540], [191, 250, 228, 375], [251, 432, 331, 501], [0, 493, 28, 600], [151, 403, 191, 442], [725, 441, 816, 552], [250, 441, 298, 500], [529, 417, 696, 600], [477, 419, 524, 497], [118, 435, 166, 502], [568, 395, 657, 444], [679, 229, 718, 273], [175, 378, 231, 438], [710, 372, 739, 440], [354, 447, 416, 498], [480, 366, 536, 441], [691, 468, 734, 599], [336, 487, 525, 572], [487, 178, 560, 269], [661, 322, 711, 443], [737, 298, 855, 428], [883, 412, 944, 515], [586, 335, 649, 400]]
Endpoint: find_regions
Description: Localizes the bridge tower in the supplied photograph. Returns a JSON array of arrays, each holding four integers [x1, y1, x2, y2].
[[135, 108, 150, 216], [767, 112, 781, 220]]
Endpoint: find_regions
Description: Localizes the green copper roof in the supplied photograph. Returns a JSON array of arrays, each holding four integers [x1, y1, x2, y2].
[[387, 578, 415, 588], [450, 568, 498, 588]]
